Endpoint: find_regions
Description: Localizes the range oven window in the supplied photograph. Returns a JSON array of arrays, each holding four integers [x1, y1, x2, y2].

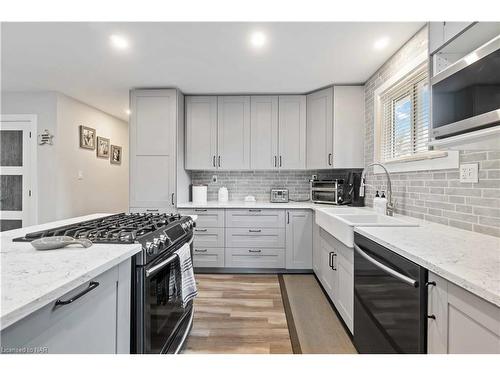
[[144, 257, 189, 353]]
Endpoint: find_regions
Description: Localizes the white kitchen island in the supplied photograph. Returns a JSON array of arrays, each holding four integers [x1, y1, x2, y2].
[[0, 214, 142, 354]]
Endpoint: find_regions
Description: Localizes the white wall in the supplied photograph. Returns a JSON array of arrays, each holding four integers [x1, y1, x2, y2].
[[1, 91, 129, 223]]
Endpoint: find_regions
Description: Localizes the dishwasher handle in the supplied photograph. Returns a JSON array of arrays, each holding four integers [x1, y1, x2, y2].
[[354, 244, 419, 288]]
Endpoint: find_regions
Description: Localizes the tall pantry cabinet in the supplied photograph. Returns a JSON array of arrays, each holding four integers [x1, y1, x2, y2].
[[129, 89, 186, 213]]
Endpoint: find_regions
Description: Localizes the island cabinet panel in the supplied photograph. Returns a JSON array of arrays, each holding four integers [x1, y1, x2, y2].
[[427, 271, 500, 354], [1, 260, 131, 354]]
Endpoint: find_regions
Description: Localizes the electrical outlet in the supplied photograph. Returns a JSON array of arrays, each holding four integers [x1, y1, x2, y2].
[[460, 163, 479, 183], [212, 175, 218, 183]]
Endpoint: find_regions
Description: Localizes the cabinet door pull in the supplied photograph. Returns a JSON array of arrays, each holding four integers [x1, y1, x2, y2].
[[249, 229, 262, 233], [248, 209, 261, 212], [171, 193, 175, 206], [146, 209, 159, 212], [248, 249, 262, 253], [195, 249, 208, 253], [213, 155, 216, 167], [332, 253, 337, 271], [279, 155, 282, 167], [55, 281, 99, 306], [194, 209, 208, 212], [195, 229, 207, 232], [328, 153, 332, 166], [427, 314, 436, 320], [287, 211, 290, 224], [425, 281, 436, 287], [274, 155, 277, 168], [329, 252, 333, 268], [218, 155, 221, 167]]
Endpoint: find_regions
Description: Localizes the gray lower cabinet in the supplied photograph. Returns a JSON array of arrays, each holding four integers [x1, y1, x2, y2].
[[225, 227, 286, 249], [192, 247, 225, 268], [1, 260, 132, 354], [314, 227, 354, 333], [225, 247, 285, 268], [285, 210, 312, 269], [225, 209, 285, 228], [427, 272, 500, 354]]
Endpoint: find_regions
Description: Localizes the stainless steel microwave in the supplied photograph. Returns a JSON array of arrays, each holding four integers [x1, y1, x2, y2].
[[432, 34, 500, 139]]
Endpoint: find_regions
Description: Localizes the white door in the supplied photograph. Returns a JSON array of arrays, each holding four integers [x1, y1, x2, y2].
[[0, 115, 36, 231], [278, 96, 307, 169], [306, 87, 333, 169], [250, 96, 279, 169], [185, 96, 218, 170], [217, 96, 250, 170]]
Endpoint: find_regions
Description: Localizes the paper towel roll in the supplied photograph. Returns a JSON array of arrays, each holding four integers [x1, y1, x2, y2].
[[192, 185, 207, 204]]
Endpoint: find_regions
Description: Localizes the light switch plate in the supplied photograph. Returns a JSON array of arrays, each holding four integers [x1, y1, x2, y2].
[[460, 163, 479, 183]]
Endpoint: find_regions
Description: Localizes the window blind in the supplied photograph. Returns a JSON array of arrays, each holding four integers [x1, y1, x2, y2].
[[380, 64, 430, 162]]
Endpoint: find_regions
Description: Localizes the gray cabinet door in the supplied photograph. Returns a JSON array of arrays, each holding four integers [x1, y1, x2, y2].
[[306, 87, 333, 169], [1, 265, 121, 353], [217, 96, 251, 170], [332, 86, 365, 168], [185, 96, 218, 170], [250, 96, 279, 169], [285, 210, 313, 269], [278, 95, 307, 169], [130, 89, 177, 209]]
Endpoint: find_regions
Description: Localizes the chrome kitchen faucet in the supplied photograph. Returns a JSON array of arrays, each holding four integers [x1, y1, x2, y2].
[[359, 162, 394, 216]]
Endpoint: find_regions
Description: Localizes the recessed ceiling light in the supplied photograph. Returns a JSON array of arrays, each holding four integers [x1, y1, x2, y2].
[[250, 31, 267, 48], [110, 34, 129, 50], [374, 37, 389, 50], [125, 109, 131, 115]]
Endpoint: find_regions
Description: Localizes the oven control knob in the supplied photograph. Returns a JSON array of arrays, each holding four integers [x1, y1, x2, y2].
[[159, 234, 167, 244], [145, 241, 154, 255]]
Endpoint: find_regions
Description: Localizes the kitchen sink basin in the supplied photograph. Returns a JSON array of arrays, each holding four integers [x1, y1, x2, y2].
[[315, 210, 419, 248]]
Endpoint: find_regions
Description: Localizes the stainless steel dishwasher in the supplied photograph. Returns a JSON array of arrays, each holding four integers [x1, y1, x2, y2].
[[353, 233, 428, 354]]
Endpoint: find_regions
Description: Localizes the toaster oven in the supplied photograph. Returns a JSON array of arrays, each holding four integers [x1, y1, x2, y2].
[[310, 179, 348, 205]]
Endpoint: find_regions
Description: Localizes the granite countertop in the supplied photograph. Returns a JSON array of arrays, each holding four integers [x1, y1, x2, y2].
[[355, 224, 500, 307], [0, 214, 142, 330]]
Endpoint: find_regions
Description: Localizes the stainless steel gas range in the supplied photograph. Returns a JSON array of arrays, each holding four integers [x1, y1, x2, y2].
[[13, 212, 196, 354]]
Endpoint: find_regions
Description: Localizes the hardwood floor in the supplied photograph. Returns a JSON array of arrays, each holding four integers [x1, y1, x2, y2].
[[183, 274, 293, 354]]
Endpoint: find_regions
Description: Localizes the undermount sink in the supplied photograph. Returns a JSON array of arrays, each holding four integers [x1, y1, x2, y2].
[[315, 210, 419, 248]]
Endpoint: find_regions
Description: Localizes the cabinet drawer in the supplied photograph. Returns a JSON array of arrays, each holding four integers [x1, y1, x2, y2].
[[225, 227, 285, 248], [178, 209, 224, 227], [193, 227, 224, 248], [225, 209, 285, 228], [225, 247, 285, 268], [193, 247, 225, 268]]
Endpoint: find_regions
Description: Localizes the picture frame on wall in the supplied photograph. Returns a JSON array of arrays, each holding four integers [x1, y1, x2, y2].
[[96, 136, 110, 158], [110, 144, 122, 165], [79, 125, 96, 150]]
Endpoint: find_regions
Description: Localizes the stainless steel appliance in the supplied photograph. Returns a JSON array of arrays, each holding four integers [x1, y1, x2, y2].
[[310, 179, 348, 205], [270, 188, 289, 203], [353, 233, 428, 354], [432, 34, 500, 139], [14, 213, 196, 354]]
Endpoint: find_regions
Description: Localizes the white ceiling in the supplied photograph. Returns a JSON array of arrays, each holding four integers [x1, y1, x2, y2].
[[1, 22, 424, 120]]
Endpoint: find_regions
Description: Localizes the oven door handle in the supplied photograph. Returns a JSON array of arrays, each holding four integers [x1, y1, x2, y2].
[[145, 237, 194, 278], [354, 244, 419, 288]]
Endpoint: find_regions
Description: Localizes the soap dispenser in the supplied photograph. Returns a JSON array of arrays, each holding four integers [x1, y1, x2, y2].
[[379, 191, 388, 215]]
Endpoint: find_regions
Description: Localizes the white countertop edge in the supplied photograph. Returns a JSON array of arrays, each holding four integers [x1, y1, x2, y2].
[[0, 244, 141, 331], [354, 227, 500, 308]]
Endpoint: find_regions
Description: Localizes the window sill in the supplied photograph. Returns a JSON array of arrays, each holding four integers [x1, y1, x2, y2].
[[374, 150, 459, 174]]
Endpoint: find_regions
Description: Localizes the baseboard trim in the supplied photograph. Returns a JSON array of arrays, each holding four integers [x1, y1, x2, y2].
[[194, 268, 313, 274]]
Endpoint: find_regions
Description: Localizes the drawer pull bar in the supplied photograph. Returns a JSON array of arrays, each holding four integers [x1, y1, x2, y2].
[[55, 281, 100, 306], [248, 249, 262, 253], [248, 209, 261, 212], [195, 229, 208, 232], [146, 209, 159, 212], [195, 249, 208, 253], [195, 209, 208, 212], [248, 229, 262, 233]]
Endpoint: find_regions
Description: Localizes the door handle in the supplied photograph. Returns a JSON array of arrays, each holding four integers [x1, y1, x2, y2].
[[55, 281, 99, 306], [218, 155, 221, 167], [171, 193, 175, 206], [354, 244, 419, 287]]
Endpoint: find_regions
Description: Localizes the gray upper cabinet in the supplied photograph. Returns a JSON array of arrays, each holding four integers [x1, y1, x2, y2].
[[130, 89, 177, 209], [185, 96, 218, 170], [306, 87, 333, 169], [217, 96, 251, 170], [250, 96, 279, 169], [332, 86, 364, 168], [306, 86, 364, 169], [278, 95, 307, 169]]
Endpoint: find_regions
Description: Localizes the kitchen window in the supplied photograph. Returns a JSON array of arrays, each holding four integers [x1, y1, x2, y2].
[[380, 64, 430, 162], [373, 51, 458, 173]]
